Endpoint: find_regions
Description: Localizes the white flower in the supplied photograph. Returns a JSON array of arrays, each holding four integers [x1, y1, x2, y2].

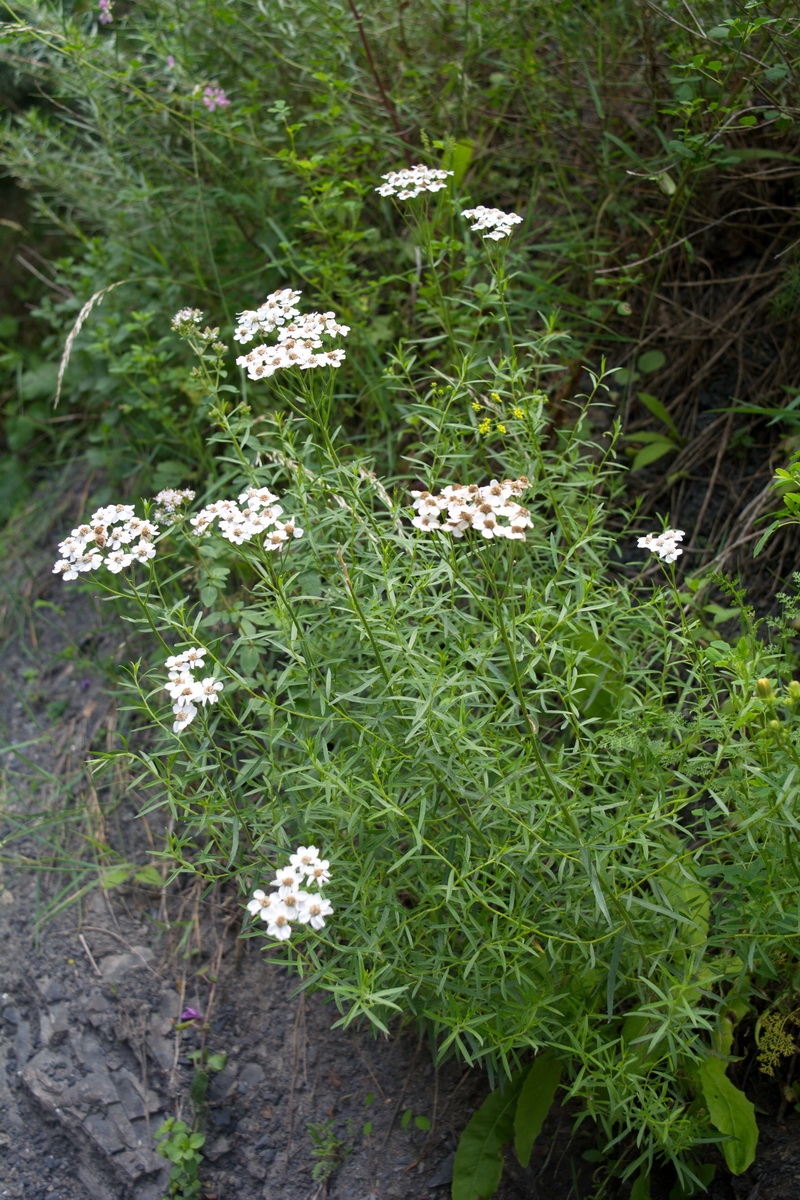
[[234, 290, 347, 379], [172, 308, 203, 330], [172, 704, 198, 734], [296, 896, 333, 931], [234, 289, 303, 345], [461, 206, 523, 241], [265, 904, 293, 941], [409, 478, 532, 541], [197, 677, 223, 705], [376, 164, 454, 198], [264, 528, 290, 552], [289, 846, 322, 873], [130, 541, 157, 564], [279, 888, 311, 918], [305, 859, 331, 887], [168, 678, 204, 707], [411, 513, 441, 531], [247, 890, 276, 920], [272, 866, 301, 896], [637, 529, 685, 563], [238, 486, 278, 508], [106, 550, 133, 573]]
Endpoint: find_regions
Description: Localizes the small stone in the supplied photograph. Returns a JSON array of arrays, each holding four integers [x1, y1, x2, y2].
[[99, 946, 154, 982], [40, 978, 66, 1003]]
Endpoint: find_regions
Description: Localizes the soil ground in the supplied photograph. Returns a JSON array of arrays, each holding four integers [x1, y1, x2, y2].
[[2, 510, 800, 1200]]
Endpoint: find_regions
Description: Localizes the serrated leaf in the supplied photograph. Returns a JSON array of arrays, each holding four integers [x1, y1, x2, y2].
[[452, 1070, 525, 1200], [514, 1052, 562, 1168], [696, 1058, 758, 1174]]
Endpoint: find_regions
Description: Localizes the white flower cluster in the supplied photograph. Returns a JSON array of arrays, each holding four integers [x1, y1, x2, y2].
[[461, 205, 523, 241], [153, 488, 196, 525], [190, 486, 303, 551], [409, 477, 533, 540], [233, 288, 301, 345], [247, 846, 333, 941], [637, 529, 685, 563], [171, 307, 203, 331], [53, 505, 159, 581], [375, 164, 454, 198], [165, 647, 223, 734], [234, 289, 349, 381]]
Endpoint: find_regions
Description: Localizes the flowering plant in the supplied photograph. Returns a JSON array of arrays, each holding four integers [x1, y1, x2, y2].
[[58, 188, 799, 1200]]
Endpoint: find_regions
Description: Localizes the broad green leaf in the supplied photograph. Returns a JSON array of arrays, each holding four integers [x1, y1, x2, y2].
[[99, 866, 131, 889], [514, 1052, 562, 1167], [637, 350, 667, 374], [452, 1070, 525, 1200], [632, 438, 678, 471], [134, 865, 163, 887], [446, 139, 475, 186], [696, 1058, 758, 1174]]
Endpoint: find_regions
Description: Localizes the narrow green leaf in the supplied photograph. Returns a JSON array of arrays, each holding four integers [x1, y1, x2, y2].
[[696, 1058, 758, 1174], [452, 1071, 525, 1200], [637, 391, 680, 439], [514, 1052, 562, 1168], [630, 1169, 652, 1200]]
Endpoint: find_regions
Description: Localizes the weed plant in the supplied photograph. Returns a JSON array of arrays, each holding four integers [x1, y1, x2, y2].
[[44, 175, 800, 1198], [2, 0, 798, 517]]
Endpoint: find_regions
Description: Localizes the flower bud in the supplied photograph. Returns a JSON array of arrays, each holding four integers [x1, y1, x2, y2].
[[756, 678, 775, 701], [786, 681, 800, 705]]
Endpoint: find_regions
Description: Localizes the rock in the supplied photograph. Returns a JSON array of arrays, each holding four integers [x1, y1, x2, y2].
[[14, 1017, 32, 1065], [98, 946, 154, 982], [40, 977, 66, 1003], [39, 1002, 71, 1047]]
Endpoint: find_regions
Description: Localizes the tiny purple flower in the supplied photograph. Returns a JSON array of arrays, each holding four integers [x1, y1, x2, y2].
[[167, 55, 176, 68], [179, 1007, 202, 1022], [80, 678, 91, 691], [98, 0, 113, 23], [202, 86, 230, 113]]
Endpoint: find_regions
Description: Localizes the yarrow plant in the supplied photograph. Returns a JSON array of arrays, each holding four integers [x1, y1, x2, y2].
[[461, 205, 523, 241], [409, 477, 533, 539], [234, 289, 349, 381], [375, 163, 453, 198], [49, 169, 800, 1200], [189, 486, 303, 550], [164, 648, 224, 735], [247, 847, 333, 941], [637, 528, 685, 562], [152, 488, 196, 525], [53, 504, 159, 579]]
